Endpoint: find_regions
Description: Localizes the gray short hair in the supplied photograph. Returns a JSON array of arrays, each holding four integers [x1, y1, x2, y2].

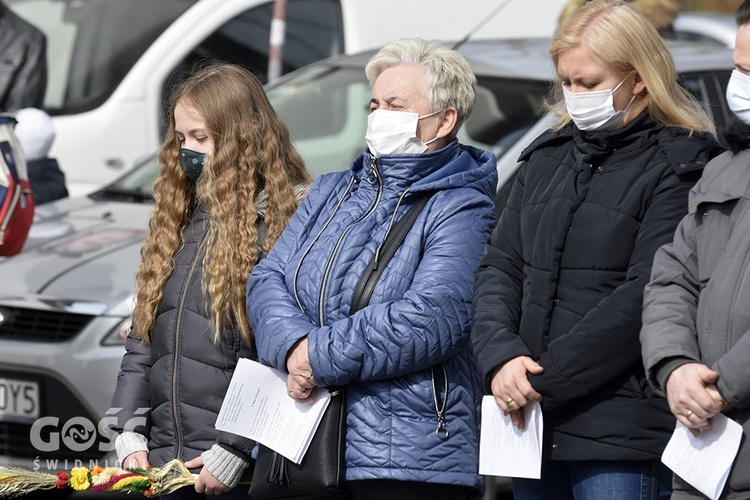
[[365, 38, 477, 139]]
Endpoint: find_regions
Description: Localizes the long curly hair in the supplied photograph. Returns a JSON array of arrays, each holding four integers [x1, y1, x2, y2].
[[132, 63, 310, 344]]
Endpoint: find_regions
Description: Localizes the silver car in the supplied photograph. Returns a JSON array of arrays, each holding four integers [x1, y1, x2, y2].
[[0, 38, 733, 474]]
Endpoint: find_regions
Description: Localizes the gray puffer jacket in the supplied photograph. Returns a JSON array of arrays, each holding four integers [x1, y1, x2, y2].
[[111, 203, 258, 484], [642, 122, 750, 499]]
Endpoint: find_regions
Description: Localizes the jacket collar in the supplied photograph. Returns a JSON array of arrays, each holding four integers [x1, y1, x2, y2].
[[689, 149, 750, 213], [351, 140, 497, 198], [518, 112, 720, 176], [519, 113, 659, 163]]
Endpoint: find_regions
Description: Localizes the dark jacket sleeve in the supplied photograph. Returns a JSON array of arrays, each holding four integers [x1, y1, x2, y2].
[[471, 162, 533, 389], [0, 9, 47, 111], [6, 32, 46, 111], [110, 331, 152, 436], [528, 165, 701, 415], [27, 158, 68, 205]]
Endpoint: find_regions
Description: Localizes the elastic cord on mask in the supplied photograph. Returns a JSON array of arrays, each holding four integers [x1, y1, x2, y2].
[[419, 109, 444, 146], [418, 109, 443, 120]]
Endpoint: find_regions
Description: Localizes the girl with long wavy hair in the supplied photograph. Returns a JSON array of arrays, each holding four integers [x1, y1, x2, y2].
[[109, 63, 310, 499]]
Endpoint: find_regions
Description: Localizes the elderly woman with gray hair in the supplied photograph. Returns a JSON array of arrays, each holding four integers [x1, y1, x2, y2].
[[246, 38, 497, 499]]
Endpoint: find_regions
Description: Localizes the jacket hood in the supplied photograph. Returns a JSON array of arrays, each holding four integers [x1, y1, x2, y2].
[[253, 184, 310, 218], [688, 148, 750, 213], [519, 113, 721, 175], [353, 140, 497, 199]]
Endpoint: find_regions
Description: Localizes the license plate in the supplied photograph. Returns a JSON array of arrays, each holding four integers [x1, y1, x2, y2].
[[0, 377, 40, 423]]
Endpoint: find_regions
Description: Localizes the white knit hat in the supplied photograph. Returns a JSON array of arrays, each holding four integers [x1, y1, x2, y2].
[[14, 107, 56, 161]]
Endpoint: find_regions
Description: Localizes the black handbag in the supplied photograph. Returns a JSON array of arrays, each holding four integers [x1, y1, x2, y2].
[[249, 193, 431, 499]]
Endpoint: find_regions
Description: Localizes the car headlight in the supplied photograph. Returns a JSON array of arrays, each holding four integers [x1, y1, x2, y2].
[[101, 318, 131, 346]]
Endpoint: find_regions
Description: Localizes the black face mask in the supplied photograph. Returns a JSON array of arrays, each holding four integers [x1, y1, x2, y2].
[[179, 148, 207, 180]]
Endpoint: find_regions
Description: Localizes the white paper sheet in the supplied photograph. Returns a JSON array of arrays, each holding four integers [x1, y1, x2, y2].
[[661, 413, 743, 500], [479, 396, 543, 479], [215, 358, 331, 464]]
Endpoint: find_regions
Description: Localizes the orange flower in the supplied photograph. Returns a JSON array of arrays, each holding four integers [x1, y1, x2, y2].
[[91, 466, 104, 476]]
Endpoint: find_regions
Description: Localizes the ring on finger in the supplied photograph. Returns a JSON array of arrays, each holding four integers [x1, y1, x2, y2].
[[506, 396, 514, 405], [686, 410, 693, 418], [305, 373, 313, 383]]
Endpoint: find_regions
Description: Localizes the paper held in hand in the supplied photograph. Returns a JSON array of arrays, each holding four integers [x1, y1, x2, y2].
[[479, 397, 543, 479], [661, 412, 742, 500], [215, 358, 331, 464]]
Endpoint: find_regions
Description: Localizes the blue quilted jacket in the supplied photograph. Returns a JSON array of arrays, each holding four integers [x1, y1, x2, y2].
[[247, 140, 497, 490]]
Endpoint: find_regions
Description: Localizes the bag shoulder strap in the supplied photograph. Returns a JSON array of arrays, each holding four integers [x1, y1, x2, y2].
[[350, 192, 431, 314]]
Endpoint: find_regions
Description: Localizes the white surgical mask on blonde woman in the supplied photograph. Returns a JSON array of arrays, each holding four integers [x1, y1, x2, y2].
[[564, 78, 636, 132], [365, 109, 441, 157]]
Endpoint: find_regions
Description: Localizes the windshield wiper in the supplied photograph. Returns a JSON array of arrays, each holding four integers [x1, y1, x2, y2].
[[89, 186, 153, 203]]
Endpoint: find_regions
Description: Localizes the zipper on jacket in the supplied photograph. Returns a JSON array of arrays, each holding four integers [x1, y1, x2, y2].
[[431, 362, 449, 440], [373, 189, 410, 267], [292, 175, 358, 314], [351, 189, 415, 311], [317, 157, 383, 325], [170, 223, 208, 460]]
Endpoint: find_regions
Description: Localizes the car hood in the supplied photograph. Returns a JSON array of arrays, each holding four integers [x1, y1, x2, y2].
[[0, 196, 152, 309]]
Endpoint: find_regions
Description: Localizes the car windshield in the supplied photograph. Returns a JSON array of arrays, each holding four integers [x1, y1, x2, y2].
[[7, 0, 198, 114], [91, 155, 159, 202], [266, 64, 551, 178], [98, 63, 552, 198]]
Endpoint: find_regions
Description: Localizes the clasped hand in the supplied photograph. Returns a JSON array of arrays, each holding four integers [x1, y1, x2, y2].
[[665, 363, 731, 437], [123, 452, 231, 495], [185, 456, 231, 495], [286, 337, 316, 403], [489, 355, 544, 430]]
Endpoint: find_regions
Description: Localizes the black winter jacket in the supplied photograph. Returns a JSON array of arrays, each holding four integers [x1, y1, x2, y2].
[[0, 3, 46, 111], [472, 114, 721, 461], [111, 205, 257, 467]]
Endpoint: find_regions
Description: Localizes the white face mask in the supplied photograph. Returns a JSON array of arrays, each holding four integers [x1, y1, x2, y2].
[[726, 70, 750, 124], [365, 109, 441, 157], [563, 78, 636, 131]]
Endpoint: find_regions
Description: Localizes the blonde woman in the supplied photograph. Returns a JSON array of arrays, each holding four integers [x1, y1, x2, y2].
[[109, 63, 310, 499], [471, 1, 721, 498]]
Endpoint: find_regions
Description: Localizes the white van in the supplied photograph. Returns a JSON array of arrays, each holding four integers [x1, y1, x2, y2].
[[8, 0, 565, 196]]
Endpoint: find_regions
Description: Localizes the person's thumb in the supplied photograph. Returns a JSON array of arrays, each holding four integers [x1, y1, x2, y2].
[[696, 364, 719, 384], [184, 456, 203, 468], [522, 356, 544, 374]]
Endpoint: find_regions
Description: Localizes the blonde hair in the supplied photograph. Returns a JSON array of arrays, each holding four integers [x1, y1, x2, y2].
[[558, 0, 680, 31], [549, 0, 714, 134], [132, 63, 310, 344], [365, 38, 477, 139]]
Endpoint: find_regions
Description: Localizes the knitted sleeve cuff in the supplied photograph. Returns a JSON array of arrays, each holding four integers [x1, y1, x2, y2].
[[202, 444, 249, 488], [656, 357, 694, 393], [114, 432, 148, 463]]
